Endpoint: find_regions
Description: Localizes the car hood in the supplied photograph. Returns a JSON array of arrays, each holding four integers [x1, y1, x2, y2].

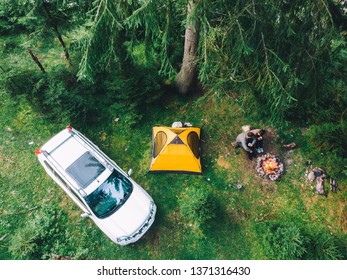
[[91, 184, 152, 241]]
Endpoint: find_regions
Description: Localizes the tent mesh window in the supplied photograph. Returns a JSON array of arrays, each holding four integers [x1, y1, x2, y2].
[[170, 136, 184, 144], [187, 132, 200, 158], [153, 131, 167, 158]]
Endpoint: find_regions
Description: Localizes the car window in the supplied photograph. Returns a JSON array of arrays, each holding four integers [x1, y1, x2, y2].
[[85, 169, 133, 218], [66, 151, 106, 189]]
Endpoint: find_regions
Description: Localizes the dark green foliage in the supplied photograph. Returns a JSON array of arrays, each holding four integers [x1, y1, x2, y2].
[[1, 54, 164, 129], [8, 204, 69, 260], [253, 221, 345, 260], [2, 65, 92, 124], [196, 0, 347, 125], [77, 0, 186, 81], [124, 0, 184, 76], [77, 0, 132, 81], [76, 0, 347, 128], [254, 221, 308, 260], [1, 62, 96, 123], [1, 68, 42, 95], [0, 0, 90, 34], [34, 66, 92, 123], [0, 0, 33, 34], [85, 63, 165, 134], [305, 231, 343, 260], [302, 122, 347, 178], [178, 185, 216, 237], [306, 123, 346, 156]]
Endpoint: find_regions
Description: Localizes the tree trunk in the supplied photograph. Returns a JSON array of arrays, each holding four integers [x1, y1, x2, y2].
[[53, 25, 73, 67], [174, 0, 200, 95], [42, 1, 73, 67], [27, 48, 46, 73]]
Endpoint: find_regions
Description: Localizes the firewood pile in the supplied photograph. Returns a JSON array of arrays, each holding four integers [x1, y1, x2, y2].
[[256, 153, 284, 181]]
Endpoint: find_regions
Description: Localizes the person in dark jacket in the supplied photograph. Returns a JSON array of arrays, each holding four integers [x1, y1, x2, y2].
[[249, 128, 266, 154]]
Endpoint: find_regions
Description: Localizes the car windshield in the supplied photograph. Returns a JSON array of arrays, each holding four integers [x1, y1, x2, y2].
[[66, 151, 105, 189], [85, 169, 133, 218]]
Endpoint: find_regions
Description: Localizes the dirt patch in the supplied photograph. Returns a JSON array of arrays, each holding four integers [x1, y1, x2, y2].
[[217, 155, 231, 169], [262, 127, 280, 156], [230, 127, 283, 180]]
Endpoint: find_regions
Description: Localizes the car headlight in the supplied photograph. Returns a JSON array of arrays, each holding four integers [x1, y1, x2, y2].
[[149, 201, 156, 215]]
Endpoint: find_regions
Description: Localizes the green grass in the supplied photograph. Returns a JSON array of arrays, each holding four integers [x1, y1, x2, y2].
[[1, 87, 346, 260]]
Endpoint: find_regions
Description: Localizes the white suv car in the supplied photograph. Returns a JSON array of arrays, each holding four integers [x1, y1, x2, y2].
[[35, 126, 156, 245]]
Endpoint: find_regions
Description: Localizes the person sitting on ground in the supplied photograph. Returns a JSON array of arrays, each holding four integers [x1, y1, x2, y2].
[[246, 132, 255, 149], [249, 128, 266, 154], [236, 131, 255, 160]]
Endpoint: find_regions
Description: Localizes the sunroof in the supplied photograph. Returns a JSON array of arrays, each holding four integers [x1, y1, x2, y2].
[[66, 151, 105, 189]]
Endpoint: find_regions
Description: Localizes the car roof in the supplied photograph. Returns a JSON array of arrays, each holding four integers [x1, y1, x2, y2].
[[41, 129, 88, 170]]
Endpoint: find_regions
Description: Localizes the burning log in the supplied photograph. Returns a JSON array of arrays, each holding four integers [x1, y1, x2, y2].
[[256, 153, 284, 181]]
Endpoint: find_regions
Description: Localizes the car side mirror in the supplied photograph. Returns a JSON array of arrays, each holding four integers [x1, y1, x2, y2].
[[81, 212, 90, 218], [127, 168, 133, 177]]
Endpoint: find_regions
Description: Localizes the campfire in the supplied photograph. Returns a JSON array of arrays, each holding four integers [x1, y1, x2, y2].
[[256, 153, 284, 181]]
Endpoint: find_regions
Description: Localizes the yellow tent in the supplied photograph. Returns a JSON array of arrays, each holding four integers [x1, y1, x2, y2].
[[149, 126, 202, 174]]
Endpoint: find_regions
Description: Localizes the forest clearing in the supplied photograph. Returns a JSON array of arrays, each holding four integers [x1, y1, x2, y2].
[[0, 0, 346, 260]]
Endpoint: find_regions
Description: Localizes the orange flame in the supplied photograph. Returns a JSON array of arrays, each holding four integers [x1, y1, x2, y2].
[[262, 158, 279, 174]]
